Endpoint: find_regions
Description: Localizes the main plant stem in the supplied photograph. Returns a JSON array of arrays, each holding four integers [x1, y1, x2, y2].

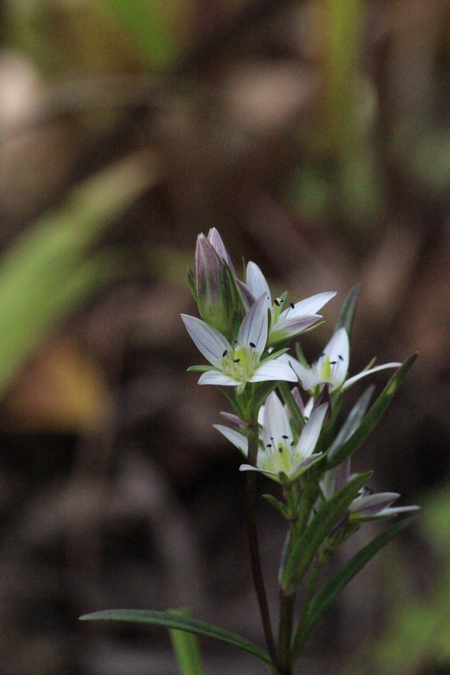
[[246, 422, 278, 668]]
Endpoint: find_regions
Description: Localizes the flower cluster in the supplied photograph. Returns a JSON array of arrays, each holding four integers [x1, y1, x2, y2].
[[182, 228, 418, 555]]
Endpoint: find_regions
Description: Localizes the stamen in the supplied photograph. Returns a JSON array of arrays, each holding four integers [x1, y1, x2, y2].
[[233, 358, 240, 363], [275, 298, 281, 306], [249, 342, 256, 348], [338, 355, 344, 361], [266, 443, 272, 448], [222, 350, 228, 357], [290, 302, 294, 309], [290, 441, 295, 447], [330, 361, 337, 365], [282, 435, 289, 440], [278, 447, 283, 453]]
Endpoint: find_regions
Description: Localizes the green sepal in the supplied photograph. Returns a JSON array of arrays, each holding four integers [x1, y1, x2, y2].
[[218, 386, 245, 420], [278, 381, 305, 440], [79, 609, 272, 667], [281, 472, 372, 593], [187, 365, 213, 373], [291, 513, 420, 661], [328, 353, 417, 468], [262, 347, 290, 363], [169, 609, 205, 675], [263, 494, 291, 519], [248, 380, 281, 419], [295, 341, 309, 368], [334, 283, 360, 338], [187, 267, 198, 303]]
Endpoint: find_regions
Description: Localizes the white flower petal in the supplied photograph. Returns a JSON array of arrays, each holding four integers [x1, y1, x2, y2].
[[289, 357, 325, 390], [181, 314, 230, 367], [324, 328, 349, 387], [350, 492, 400, 516], [239, 464, 278, 477], [343, 363, 401, 390], [198, 371, 239, 386], [220, 412, 246, 427], [378, 505, 420, 515], [270, 314, 322, 343], [250, 358, 297, 383], [214, 424, 248, 454], [238, 293, 268, 355], [297, 403, 328, 458], [263, 392, 291, 450], [287, 291, 336, 317], [207, 227, 236, 275], [288, 453, 322, 478], [245, 262, 271, 308]]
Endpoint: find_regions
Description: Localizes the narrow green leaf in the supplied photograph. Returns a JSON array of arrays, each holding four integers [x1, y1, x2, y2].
[[263, 494, 290, 519], [249, 380, 280, 417], [80, 609, 272, 666], [327, 385, 374, 460], [292, 514, 420, 660], [187, 366, 213, 373], [281, 472, 372, 593], [278, 382, 304, 439], [169, 609, 205, 675], [334, 283, 360, 337], [328, 353, 417, 468]]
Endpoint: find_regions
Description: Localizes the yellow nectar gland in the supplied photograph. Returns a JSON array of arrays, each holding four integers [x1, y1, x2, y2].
[[220, 344, 260, 383]]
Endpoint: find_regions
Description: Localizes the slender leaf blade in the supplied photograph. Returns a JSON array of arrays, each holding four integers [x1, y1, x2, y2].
[[329, 354, 417, 468], [334, 283, 360, 337], [292, 514, 420, 660], [80, 609, 272, 666], [281, 472, 372, 593]]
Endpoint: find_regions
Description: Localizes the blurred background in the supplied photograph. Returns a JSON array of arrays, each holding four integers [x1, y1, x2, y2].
[[0, 0, 449, 673]]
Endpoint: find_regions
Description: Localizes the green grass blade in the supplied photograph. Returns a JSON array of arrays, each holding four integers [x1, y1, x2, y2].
[[292, 514, 420, 661], [80, 609, 272, 666], [0, 152, 151, 396]]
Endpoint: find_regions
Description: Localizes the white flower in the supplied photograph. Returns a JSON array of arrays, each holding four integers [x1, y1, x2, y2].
[[215, 391, 328, 483], [238, 262, 336, 346], [181, 293, 297, 392], [321, 459, 419, 520], [289, 327, 401, 393]]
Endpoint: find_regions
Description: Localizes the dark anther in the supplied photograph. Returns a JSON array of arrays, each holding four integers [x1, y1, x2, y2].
[[222, 350, 228, 357], [233, 339, 238, 345], [338, 355, 344, 361], [233, 358, 240, 363], [290, 302, 294, 309], [267, 443, 272, 448], [249, 342, 256, 348], [282, 435, 289, 439], [330, 361, 337, 365], [278, 447, 283, 453], [290, 441, 295, 447], [275, 298, 281, 306]]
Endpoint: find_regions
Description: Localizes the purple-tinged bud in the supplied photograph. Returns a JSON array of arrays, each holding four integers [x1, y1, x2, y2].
[[194, 232, 240, 334], [207, 228, 236, 276]]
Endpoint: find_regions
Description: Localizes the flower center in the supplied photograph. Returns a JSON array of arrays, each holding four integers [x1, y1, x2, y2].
[[260, 436, 296, 474], [220, 344, 260, 383]]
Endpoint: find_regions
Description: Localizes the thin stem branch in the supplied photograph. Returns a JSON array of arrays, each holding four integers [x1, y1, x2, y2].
[[291, 563, 321, 664], [277, 590, 295, 674], [246, 422, 278, 667]]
